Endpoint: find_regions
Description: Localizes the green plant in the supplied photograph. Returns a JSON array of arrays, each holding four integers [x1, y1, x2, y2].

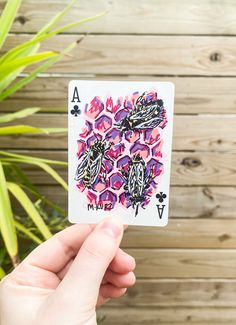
[[0, 0, 103, 274]]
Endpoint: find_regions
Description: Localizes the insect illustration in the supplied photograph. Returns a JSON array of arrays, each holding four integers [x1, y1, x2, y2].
[[117, 92, 164, 133], [75, 138, 113, 189], [121, 154, 154, 217]]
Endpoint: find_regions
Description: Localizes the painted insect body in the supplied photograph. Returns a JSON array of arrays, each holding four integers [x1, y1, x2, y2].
[[75, 139, 112, 188], [122, 154, 153, 217], [117, 92, 164, 133]]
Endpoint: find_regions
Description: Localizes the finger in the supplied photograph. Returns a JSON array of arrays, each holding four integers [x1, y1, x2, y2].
[[97, 283, 128, 307], [57, 247, 135, 281], [100, 283, 127, 299], [22, 224, 94, 273], [57, 259, 74, 280], [103, 270, 136, 288], [96, 295, 110, 309], [109, 248, 136, 274], [57, 217, 123, 306]]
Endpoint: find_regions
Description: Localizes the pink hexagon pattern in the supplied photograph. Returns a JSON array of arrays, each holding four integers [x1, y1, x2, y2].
[[74, 90, 167, 217]]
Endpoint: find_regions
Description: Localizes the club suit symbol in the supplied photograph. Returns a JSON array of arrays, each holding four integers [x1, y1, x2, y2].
[[156, 192, 167, 203], [71, 105, 81, 117]]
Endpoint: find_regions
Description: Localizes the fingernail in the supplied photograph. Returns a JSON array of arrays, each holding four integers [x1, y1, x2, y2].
[[99, 218, 123, 238]]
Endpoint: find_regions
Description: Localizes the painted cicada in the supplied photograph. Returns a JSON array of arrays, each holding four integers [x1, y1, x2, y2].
[[75, 139, 112, 189], [121, 154, 154, 217], [117, 92, 164, 133]]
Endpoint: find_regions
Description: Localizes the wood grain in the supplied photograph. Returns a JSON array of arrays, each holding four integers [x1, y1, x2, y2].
[[35, 185, 236, 219], [1, 114, 236, 151], [14, 150, 236, 186], [122, 219, 236, 249], [3, 34, 236, 76], [4, 0, 236, 35], [98, 306, 236, 324], [109, 279, 236, 307], [2, 76, 236, 114], [125, 249, 236, 278]]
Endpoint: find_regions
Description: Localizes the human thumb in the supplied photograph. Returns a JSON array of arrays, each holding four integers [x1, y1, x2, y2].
[[57, 217, 124, 307]]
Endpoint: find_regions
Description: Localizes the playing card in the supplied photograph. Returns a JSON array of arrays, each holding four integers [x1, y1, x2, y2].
[[68, 80, 174, 226]]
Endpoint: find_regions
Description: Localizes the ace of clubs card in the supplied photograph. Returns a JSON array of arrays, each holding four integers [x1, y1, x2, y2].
[[68, 80, 174, 226]]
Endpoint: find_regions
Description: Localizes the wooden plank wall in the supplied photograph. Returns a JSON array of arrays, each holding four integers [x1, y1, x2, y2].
[[1, 0, 236, 323]]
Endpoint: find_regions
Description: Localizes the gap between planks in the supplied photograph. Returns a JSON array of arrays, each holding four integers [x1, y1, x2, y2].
[[4, 34, 236, 76]]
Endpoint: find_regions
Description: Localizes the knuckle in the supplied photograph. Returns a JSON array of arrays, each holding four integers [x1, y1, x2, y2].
[[82, 234, 111, 260], [82, 241, 105, 259]]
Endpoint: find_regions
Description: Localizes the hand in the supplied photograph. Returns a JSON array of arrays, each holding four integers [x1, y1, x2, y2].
[[0, 217, 136, 325]]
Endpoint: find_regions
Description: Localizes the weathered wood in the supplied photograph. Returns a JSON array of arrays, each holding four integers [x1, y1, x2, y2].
[[98, 306, 236, 324], [127, 249, 236, 278], [122, 219, 236, 249], [1, 114, 235, 151], [171, 152, 236, 185], [3, 34, 236, 76], [35, 185, 236, 220], [2, 76, 236, 114], [109, 279, 236, 307], [11, 150, 236, 186], [4, 0, 236, 35]]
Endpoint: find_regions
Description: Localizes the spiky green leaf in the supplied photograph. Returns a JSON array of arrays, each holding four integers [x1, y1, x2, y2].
[[0, 108, 41, 123], [0, 0, 22, 49], [7, 182, 52, 240], [0, 162, 18, 262]]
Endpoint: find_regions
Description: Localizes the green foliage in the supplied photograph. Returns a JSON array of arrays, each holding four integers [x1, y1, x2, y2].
[[0, 0, 104, 272]]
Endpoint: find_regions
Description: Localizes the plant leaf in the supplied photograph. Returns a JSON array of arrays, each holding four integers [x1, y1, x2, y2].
[[0, 125, 67, 135], [0, 107, 41, 123], [4, 163, 67, 215], [0, 44, 40, 93], [0, 43, 76, 101], [0, 151, 67, 166], [0, 266, 6, 279], [7, 182, 52, 240], [0, 125, 46, 135], [0, 0, 76, 88], [20, 184, 67, 216], [14, 220, 43, 245], [0, 12, 105, 65], [35, 162, 68, 191], [37, 0, 78, 36], [2, 157, 67, 191], [5, 162, 39, 192], [0, 0, 77, 64], [0, 0, 22, 49], [0, 51, 58, 81], [0, 162, 18, 263]]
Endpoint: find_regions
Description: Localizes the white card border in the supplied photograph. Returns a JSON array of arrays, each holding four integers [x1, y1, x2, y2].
[[68, 80, 175, 227]]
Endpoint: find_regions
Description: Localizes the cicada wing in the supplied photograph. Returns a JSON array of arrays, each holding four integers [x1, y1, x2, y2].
[[89, 155, 102, 185], [130, 102, 162, 121], [74, 152, 90, 181], [135, 162, 146, 194], [128, 165, 137, 196], [128, 162, 145, 197], [134, 116, 163, 129]]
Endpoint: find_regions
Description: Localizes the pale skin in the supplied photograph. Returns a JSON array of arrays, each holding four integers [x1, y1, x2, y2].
[[0, 217, 136, 325]]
